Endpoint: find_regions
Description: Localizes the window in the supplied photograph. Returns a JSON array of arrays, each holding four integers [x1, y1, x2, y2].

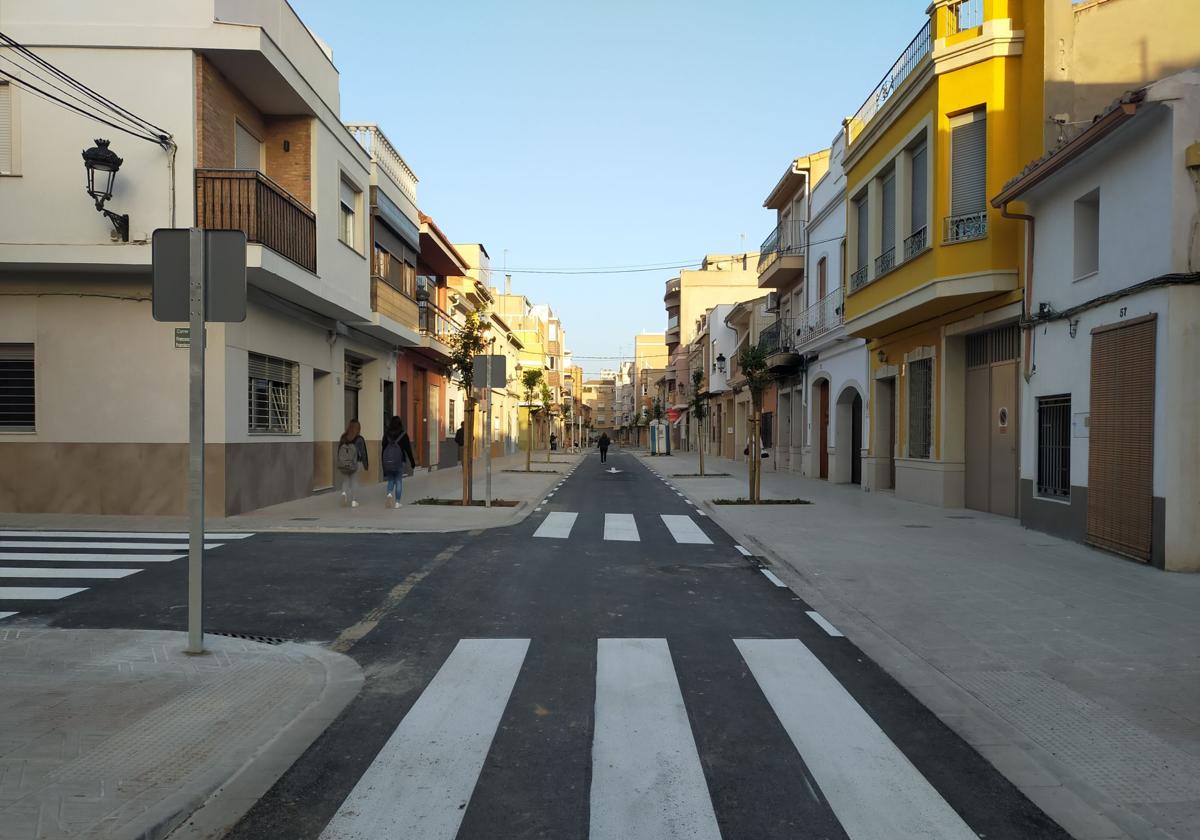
[[880, 168, 897, 270], [234, 122, 262, 170], [1074, 189, 1100, 279], [374, 245, 416, 297], [0, 344, 34, 431], [947, 110, 987, 242], [0, 82, 13, 175], [1037, 395, 1071, 499], [448, 399, 456, 436], [855, 197, 869, 270], [910, 140, 928, 234], [339, 177, 361, 250], [908, 357, 932, 458], [248, 353, 299, 434], [817, 257, 827, 299]]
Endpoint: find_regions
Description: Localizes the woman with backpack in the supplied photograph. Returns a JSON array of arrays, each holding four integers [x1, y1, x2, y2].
[[337, 419, 368, 508], [381, 415, 417, 508]]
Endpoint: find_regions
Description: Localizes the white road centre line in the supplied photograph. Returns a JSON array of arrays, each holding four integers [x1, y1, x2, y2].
[[318, 638, 529, 840], [760, 569, 787, 587], [0, 553, 183, 563], [0, 568, 141, 579], [659, 515, 712, 545], [734, 545, 752, 556], [0, 541, 222, 550], [0, 612, 16, 620], [590, 639, 721, 840], [0, 531, 251, 539], [806, 611, 844, 637], [533, 512, 578, 539], [603, 514, 640, 542], [0, 587, 88, 600], [735, 639, 976, 840]]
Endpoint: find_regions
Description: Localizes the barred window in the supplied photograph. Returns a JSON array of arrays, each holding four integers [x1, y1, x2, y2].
[[248, 353, 299, 434], [1037, 395, 1071, 498], [0, 344, 34, 431], [908, 357, 932, 459]]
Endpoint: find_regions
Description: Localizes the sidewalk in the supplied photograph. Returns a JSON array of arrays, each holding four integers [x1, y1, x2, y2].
[[642, 450, 1200, 840], [0, 627, 361, 840], [0, 450, 580, 534]]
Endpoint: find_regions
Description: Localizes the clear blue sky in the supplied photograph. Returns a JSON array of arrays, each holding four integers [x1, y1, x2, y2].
[[291, 0, 920, 375]]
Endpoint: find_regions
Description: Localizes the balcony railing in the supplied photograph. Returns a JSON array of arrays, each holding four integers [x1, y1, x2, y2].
[[948, 0, 983, 33], [850, 265, 870, 292], [345, 123, 418, 203], [664, 277, 681, 299], [944, 211, 988, 244], [848, 19, 933, 141], [757, 317, 793, 356], [419, 300, 461, 341], [195, 169, 316, 272], [903, 225, 929, 260], [874, 247, 896, 276], [757, 218, 806, 273], [667, 314, 680, 330], [795, 286, 845, 348]]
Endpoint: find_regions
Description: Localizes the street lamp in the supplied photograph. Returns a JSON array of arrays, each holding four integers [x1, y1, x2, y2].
[[715, 353, 727, 374], [81, 139, 129, 241]]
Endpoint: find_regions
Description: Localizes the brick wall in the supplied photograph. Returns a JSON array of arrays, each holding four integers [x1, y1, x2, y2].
[[263, 116, 312, 207]]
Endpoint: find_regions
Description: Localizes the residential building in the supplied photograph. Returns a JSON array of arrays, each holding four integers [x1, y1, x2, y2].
[[582, 378, 616, 434], [724, 297, 773, 463], [0, 0, 431, 514], [632, 333, 669, 416], [992, 71, 1200, 572], [842, 0, 1045, 514], [701, 304, 740, 460]]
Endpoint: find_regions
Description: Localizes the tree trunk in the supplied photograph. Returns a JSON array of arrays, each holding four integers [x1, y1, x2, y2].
[[697, 411, 706, 477], [462, 399, 475, 505], [525, 407, 533, 472]]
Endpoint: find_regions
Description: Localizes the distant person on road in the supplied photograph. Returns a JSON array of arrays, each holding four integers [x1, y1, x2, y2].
[[550, 433, 558, 451], [598, 432, 610, 463], [337, 419, 368, 508], [382, 415, 417, 509]]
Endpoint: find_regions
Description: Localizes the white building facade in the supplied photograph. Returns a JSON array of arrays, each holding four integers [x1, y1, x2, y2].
[[994, 71, 1200, 571]]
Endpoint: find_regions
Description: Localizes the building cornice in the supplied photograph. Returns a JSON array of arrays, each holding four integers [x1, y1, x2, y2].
[[845, 270, 1018, 336], [932, 19, 1024, 75]]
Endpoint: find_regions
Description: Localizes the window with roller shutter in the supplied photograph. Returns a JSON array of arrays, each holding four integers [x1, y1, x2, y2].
[[0, 82, 12, 174], [946, 110, 987, 243], [1087, 315, 1156, 562], [0, 344, 34, 431]]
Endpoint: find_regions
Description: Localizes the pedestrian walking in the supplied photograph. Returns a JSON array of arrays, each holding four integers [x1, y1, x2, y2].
[[382, 415, 417, 509], [598, 431, 610, 463], [337, 419, 368, 508], [454, 422, 465, 448], [550, 432, 558, 451]]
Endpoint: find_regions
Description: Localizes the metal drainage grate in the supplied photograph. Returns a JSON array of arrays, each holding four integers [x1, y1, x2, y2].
[[903, 524, 931, 529], [290, 516, 320, 521], [946, 515, 974, 520], [208, 631, 289, 646]]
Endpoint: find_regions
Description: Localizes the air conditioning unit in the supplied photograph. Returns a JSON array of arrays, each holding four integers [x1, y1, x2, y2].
[[765, 292, 780, 312]]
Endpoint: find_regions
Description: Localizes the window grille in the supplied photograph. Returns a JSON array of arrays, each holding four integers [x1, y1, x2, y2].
[[344, 356, 364, 390], [248, 352, 299, 434], [1037, 395, 1071, 498], [0, 83, 12, 174], [0, 343, 34, 431], [966, 324, 1019, 368], [908, 357, 932, 458]]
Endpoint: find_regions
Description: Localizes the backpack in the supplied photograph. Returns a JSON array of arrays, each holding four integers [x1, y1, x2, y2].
[[337, 441, 359, 475], [382, 435, 404, 474]]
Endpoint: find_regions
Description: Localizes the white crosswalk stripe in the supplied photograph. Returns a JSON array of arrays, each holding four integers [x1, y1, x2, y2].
[[0, 553, 184, 563], [602, 513, 640, 542], [0, 586, 87, 600], [0, 541, 223, 550], [0, 531, 252, 539], [533, 512, 577, 539], [0, 567, 141, 579], [533, 512, 712, 544], [659, 514, 712, 544]]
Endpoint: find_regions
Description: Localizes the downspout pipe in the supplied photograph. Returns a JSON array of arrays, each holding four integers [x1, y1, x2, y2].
[[1000, 201, 1035, 382]]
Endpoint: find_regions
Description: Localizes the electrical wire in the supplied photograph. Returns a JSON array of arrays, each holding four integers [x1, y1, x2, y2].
[[0, 68, 163, 144]]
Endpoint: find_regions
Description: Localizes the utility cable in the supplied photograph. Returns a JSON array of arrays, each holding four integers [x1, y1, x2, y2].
[[0, 68, 163, 144]]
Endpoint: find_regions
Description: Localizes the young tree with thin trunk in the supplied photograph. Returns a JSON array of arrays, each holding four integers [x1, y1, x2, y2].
[[540, 382, 553, 463], [690, 368, 708, 477], [448, 309, 489, 505], [738, 344, 770, 503], [521, 367, 544, 472]]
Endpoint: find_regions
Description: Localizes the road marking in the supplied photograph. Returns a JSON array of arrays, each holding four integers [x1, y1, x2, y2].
[[603, 514, 640, 542], [806, 611, 844, 637], [735, 639, 976, 840], [659, 515, 712, 545], [0, 552, 183, 563], [0, 612, 15, 620], [0, 567, 141, 579], [0, 531, 250, 539], [0, 541, 221, 550], [319, 638, 529, 840], [590, 639, 721, 840], [760, 569, 787, 587], [734, 545, 752, 556], [696, 511, 708, 517], [534, 507, 543, 512], [533, 512, 577, 539], [0, 587, 88, 600]]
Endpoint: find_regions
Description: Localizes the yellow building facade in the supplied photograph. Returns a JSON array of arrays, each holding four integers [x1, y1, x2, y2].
[[843, 0, 1043, 513]]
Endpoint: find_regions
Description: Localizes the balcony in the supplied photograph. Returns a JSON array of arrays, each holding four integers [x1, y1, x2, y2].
[[757, 219, 806, 289], [847, 19, 933, 144], [345, 123, 418, 204], [850, 265, 870, 292], [195, 169, 316, 272], [664, 277, 681, 303], [944, 211, 988, 244], [794, 286, 845, 352], [903, 225, 929, 261], [947, 0, 983, 33], [758, 317, 801, 374], [874, 246, 896, 277], [419, 300, 461, 344]]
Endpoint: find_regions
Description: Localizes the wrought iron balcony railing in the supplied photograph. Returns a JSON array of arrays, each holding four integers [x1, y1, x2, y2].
[[757, 219, 806, 273], [758, 317, 793, 355], [795, 286, 845, 349], [944, 211, 988, 244], [903, 225, 929, 261], [195, 169, 316, 272], [874, 246, 896, 277], [947, 0, 983, 33], [848, 19, 933, 141], [850, 265, 870, 292]]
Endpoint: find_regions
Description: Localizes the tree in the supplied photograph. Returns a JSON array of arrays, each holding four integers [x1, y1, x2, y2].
[[738, 344, 771, 503], [690, 368, 708, 477], [521, 367, 544, 472], [448, 308, 489, 504], [540, 382, 553, 462]]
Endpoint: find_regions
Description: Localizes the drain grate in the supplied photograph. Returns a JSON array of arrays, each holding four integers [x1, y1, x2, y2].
[[209, 631, 289, 646], [903, 524, 931, 529], [290, 516, 319, 521], [946, 515, 974, 520]]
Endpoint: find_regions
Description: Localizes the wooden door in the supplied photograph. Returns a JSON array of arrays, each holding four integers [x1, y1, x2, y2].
[[990, 360, 1018, 517], [818, 380, 829, 480], [413, 368, 427, 467], [851, 392, 863, 485]]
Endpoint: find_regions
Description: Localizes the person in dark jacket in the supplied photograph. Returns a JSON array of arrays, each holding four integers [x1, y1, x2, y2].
[[381, 415, 417, 508], [597, 432, 610, 463], [337, 419, 368, 508]]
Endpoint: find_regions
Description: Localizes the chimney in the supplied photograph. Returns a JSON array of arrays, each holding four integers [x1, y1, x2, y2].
[[505, 273, 512, 296]]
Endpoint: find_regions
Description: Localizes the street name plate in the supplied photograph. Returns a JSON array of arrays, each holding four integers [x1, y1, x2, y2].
[[175, 327, 190, 349]]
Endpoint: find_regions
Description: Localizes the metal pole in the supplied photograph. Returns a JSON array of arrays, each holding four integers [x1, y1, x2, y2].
[[485, 341, 494, 508], [186, 228, 206, 655]]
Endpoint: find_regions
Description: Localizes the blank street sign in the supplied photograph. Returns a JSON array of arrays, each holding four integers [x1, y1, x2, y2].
[[152, 228, 247, 323], [472, 354, 506, 385]]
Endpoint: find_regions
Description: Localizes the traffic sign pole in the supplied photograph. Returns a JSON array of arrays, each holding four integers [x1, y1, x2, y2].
[[186, 228, 206, 655]]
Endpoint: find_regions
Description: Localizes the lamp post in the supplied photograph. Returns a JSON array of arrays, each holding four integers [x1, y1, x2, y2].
[[81, 139, 130, 241]]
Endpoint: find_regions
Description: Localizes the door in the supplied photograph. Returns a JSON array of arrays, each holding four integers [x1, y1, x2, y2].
[[778, 392, 791, 470], [965, 325, 1020, 515], [965, 366, 990, 511], [234, 122, 262, 170], [312, 370, 332, 490], [818, 380, 829, 480], [428, 383, 441, 467], [413, 368, 427, 467], [382, 380, 394, 430], [851, 392, 863, 485], [1087, 316, 1156, 561], [989, 360, 1018, 517]]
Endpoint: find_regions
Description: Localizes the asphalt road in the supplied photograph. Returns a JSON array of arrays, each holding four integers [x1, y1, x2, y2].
[[12, 448, 1072, 839]]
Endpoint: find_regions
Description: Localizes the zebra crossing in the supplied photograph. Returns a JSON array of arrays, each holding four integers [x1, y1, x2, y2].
[[0, 530, 253, 621], [318, 636, 977, 840], [533, 511, 713, 544]]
